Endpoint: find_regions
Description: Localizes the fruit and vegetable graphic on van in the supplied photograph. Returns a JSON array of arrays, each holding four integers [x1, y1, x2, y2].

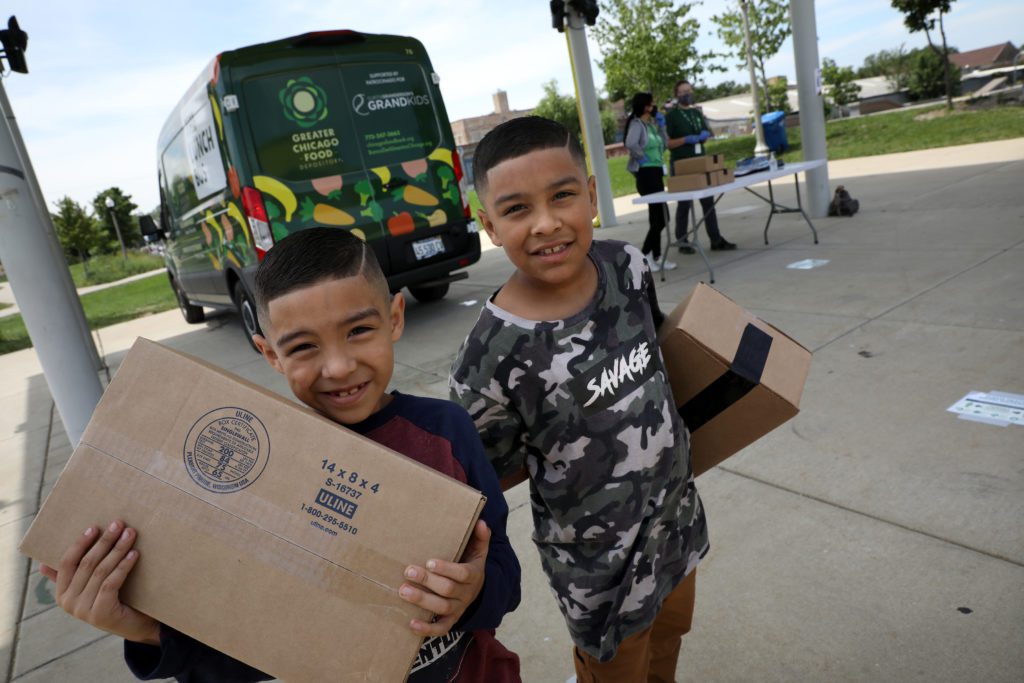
[[140, 31, 480, 348]]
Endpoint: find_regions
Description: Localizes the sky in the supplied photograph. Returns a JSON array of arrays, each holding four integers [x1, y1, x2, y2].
[[3, 0, 1019, 213]]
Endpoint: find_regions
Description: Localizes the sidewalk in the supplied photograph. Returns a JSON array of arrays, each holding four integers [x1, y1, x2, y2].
[[0, 270, 165, 320], [2, 140, 1022, 682]]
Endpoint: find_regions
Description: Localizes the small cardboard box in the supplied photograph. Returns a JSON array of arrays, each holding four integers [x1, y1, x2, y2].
[[666, 172, 716, 192], [20, 339, 485, 682], [712, 168, 734, 186], [673, 153, 725, 175], [658, 284, 812, 477]]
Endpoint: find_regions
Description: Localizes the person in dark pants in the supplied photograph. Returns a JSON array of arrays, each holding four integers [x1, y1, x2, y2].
[[624, 92, 677, 272], [665, 80, 737, 253]]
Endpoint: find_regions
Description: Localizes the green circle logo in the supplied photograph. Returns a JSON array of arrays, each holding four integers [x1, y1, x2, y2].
[[280, 77, 328, 128]]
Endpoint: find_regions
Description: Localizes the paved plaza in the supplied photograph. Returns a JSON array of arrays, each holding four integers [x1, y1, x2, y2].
[[1, 139, 1022, 682]]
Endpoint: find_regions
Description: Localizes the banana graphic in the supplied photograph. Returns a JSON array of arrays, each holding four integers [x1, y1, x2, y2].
[[227, 202, 251, 246], [254, 175, 298, 221], [371, 166, 391, 185], [205, 210, 224, 242], [210, 94, 224, 141], [427, 147, 453, 167]]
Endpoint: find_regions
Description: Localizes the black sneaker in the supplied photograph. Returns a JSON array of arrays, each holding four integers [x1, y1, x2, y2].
[[677, 243, 696, 254], [711, 239, 737, 251]]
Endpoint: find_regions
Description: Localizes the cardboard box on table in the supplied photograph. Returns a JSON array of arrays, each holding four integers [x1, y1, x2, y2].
[[658, 284, 812, 477], [20, 339, 485, 682], [666, 172, 717, 192], [673, 153, 725, 175], [665, 166, 733, 193]]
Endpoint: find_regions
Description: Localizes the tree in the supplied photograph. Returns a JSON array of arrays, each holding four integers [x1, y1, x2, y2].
[[907, 46, 961, 101], [694, 80, 750, 102], [52, 197, 107, 274], [592, 0, 715, 103], [858, 45, 913, 91], [764, 77, 791, 114], [92, 187, 140, 252], [712, 0, 792, 113], [533, 80, 619, 145], [891, 0, 958, 108], [821, 58, 862, 118]]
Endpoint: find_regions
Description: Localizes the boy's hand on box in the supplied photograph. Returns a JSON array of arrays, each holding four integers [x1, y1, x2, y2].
[[400, 520, 490, 637], [39, 520, 161, 646]]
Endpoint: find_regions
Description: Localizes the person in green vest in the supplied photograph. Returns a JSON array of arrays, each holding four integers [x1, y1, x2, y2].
[[624, 92, 677, 272], [665, 80, 737, 253]]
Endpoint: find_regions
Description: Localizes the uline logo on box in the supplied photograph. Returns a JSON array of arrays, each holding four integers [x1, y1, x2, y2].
[[315, 489, 358, 519], [183, 407, 270, 494]]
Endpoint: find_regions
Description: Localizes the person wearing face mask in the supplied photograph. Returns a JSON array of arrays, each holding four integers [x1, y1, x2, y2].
[[625, 92, 677, 272], [665, 80, 737, 252]]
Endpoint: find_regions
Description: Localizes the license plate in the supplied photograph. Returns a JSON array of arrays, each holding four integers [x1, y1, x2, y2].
[[412, 236, 445, 261]]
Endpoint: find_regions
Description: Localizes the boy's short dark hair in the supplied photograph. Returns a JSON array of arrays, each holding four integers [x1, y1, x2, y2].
[[472, 116, 586, 196], [253, 227, 389, 332]]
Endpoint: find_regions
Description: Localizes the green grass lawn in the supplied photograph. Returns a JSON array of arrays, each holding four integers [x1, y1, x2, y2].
[[68, 251, 165, 287], [0, 273, 176, 355], [608, 103, 1024, 197]]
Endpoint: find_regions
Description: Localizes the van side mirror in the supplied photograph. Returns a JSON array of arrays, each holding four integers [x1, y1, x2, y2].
[[139, 215, 165, 241]]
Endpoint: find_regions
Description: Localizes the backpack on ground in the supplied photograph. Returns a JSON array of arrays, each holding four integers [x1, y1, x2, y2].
[[828, 185, 860, 216]]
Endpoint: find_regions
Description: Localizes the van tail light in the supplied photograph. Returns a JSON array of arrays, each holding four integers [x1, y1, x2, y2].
[[451, 149, 472, 220], [241, 186, 274, 261]]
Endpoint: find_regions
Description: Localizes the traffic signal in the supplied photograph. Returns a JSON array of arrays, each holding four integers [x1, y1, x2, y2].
[[0, 16, 28, 74], [550, 0, 567, 32], [569, 0, 600, 26], [552, 0, 600, 32]]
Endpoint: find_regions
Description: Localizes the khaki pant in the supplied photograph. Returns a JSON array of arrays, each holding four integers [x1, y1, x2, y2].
[[573, 569, 697, 683]]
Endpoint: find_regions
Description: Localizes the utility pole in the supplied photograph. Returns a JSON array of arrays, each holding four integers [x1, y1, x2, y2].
[[0, 17, 102, 444], [105, 195, 128, 261], [789, 0, 831, 217], [740, 0, 769, 157], [552, 0, 616, 227]]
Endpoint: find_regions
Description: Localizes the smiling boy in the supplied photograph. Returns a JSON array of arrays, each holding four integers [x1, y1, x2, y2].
[[450, 117, 709, 682], [42, 228, 521, 683]]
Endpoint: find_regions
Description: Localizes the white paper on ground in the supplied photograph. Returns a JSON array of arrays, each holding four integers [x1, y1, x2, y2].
[[947, 390, 1024, 426], [787, 259, 830, 270]]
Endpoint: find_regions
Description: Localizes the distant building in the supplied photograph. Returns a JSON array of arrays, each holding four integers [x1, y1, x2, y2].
[[451, 90, 532, 184], [949, 42, 1018, 73]]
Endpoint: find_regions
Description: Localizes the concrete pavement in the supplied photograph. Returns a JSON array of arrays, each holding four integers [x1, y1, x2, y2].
[[1, 139, 1022, 681]]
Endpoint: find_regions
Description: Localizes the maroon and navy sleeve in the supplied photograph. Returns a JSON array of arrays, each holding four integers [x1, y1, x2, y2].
[[124, 625, 272, 682], [442, 404, 522, 632]]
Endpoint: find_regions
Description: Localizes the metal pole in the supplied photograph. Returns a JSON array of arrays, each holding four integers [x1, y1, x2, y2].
[[565, 7, 617, 227], [106, 198, 127, 261], [0, 78, 103, 445], [0, 83, 104, 371], [789, 0, 831, 218], [741, 0, 769, 157]]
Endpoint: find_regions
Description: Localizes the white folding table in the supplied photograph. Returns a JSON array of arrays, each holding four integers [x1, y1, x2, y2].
[[632, 158, 827, 282]]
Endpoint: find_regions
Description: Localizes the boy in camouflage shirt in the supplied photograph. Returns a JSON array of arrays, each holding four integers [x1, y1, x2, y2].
[[450, 117, 709, 682]]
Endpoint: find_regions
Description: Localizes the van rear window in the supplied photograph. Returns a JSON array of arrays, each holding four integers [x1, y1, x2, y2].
[[244, 62, 442, 181]]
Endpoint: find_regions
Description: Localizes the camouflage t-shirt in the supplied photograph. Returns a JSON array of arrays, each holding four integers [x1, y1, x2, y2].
[[450, 240, 709, 661]]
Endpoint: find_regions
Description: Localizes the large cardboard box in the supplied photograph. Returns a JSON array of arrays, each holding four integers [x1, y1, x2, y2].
[[673, 153, 725, 175], [712, 168, 734, 186], [20, 339, 486, 682], [666, 172, 717, 192], [658, 284, 812, 476]]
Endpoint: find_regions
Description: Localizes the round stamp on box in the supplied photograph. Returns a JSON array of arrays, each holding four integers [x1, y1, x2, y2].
[[183, 407, 270, 494]]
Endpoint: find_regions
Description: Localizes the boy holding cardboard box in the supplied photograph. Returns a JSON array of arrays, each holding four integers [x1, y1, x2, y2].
[[449, 116, 709, 682], [41, 228, 522, 682]]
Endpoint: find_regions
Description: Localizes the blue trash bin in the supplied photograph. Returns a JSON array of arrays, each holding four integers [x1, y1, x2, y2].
[[761, 111, 788, 154]]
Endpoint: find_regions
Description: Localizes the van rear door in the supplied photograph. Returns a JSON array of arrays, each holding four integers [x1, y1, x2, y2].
[[237, 55, 470, 279], [239, 66, 388, 268], [337, 62, 472, 278]]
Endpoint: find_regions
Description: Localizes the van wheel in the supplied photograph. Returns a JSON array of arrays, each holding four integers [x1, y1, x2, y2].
[[173, 277, 205, 324], [408, 283, 450, 303], [233, 282, 262, 352]]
